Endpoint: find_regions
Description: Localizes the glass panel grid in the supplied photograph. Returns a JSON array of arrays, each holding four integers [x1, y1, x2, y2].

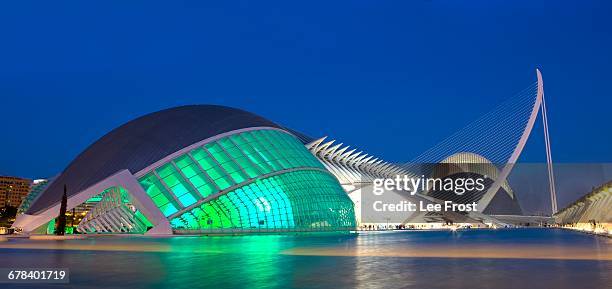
[[138, 129, 345, 229], [170, 170, 355, 232]]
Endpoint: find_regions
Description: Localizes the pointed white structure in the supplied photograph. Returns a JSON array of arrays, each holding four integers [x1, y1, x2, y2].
[[305, 69, 559, 225]]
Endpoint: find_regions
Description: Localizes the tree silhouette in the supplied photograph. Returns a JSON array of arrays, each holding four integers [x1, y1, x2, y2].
[[55, 185, 68, 236]]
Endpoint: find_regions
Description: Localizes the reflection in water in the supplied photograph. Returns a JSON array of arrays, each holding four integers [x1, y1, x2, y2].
[[0, 229, 610, 289]]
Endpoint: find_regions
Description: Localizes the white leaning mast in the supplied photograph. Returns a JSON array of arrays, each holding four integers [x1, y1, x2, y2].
[[538, 69, 558, 214]]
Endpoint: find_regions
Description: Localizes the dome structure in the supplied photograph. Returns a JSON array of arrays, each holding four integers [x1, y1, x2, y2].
[[14, 105, 356, 235], [27, 105, 280, 214], [428, 152, 523, 215]]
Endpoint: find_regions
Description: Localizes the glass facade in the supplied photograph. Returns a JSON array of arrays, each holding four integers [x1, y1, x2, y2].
[[76, 186, 153, 234], [17, 179, 50, 214], [53, 186, 154, 234], [137, 129, 356, 233], [171, 170, 355, 232]]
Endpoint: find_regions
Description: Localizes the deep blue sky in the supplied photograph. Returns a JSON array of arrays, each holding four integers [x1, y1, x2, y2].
[[1, 1, 611, 179]]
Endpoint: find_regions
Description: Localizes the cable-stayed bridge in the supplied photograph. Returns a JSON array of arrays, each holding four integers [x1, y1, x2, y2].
[[306, 69, 558, 227]]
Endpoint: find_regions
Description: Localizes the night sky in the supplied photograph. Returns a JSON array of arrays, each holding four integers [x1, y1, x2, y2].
[[1, 1, 611, 180]]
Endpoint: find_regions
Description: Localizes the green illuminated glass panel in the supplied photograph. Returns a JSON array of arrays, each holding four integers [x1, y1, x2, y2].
[[134, 210, 153, 228], [237, 142, 274, 174], [205, 142, 247, 184], [139, 128, 338, 228], [173, 154, 219, 197], [190, 148, 233, 190], [170, 169, 355, 232], [156, 163, 198, 207], [138, 173, 179, 217], [161, 203, 178, 216]]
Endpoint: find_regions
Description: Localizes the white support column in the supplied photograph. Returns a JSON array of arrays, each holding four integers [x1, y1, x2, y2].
[[477, 69, 545, 212], [541, 89, 558, 214]]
